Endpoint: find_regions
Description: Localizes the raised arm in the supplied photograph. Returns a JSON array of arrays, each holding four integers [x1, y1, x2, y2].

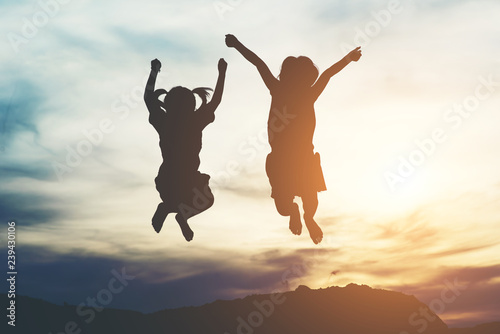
[[144, 59, 161, 100], [144, 58, 164, 110], [311, 47, 362, 100], [225, 34, 278, 91], [144, 58, 168, 129], [206, 58, 227, 111]]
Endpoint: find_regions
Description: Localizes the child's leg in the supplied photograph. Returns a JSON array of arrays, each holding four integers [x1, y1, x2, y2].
[[175, 213, 194, 242], [187, 184, 215, 219], [153, 176, 175, 233], [274, 195, 302, 235], [152, 202, 175, 233], [302, 192, 323, 244], [176, 184, 215, 241]]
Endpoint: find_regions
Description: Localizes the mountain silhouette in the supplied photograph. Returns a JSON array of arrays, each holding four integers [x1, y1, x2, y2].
[[3, 284, 498, 334]]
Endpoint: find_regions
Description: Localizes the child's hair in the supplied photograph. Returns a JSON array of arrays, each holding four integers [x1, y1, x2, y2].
[[163, 86, 213, 113], [278, 56, 319, 88]]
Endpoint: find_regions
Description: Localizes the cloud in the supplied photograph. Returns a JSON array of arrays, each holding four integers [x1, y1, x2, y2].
[[0, 80, 43, 144], [4, 245, 333, 313], [385, 265, 500, 327], [0, 0, 499, 329], [0, 191, 64, 227], [427, 244, 498, 259], [374, 211, 437, 241]]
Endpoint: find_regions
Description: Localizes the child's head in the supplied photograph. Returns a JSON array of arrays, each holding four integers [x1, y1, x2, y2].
[[278, 56, 319, 88], [163, 86, 212, 114]]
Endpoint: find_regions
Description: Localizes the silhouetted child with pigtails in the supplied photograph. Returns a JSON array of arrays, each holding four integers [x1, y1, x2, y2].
[[226, 34, 361, 244], [144, 58, 227, 241]]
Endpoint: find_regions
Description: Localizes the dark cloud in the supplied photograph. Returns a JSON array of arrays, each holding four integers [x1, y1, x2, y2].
[[0, 164, 53, 181], [2, 244, 497, 328], [386, 265, 500, 327], [0, 79, 62, 182], [0, 191, 64, 226], [0, 80, 45, 143], [2, 245, 323, 314], [250, 247, 339, 273]]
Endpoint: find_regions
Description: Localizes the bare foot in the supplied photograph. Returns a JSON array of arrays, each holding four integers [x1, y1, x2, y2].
[[152, 202, 168, 233], [304, 216, 323, 244], [289, 203, 302, 235], [175, 213, 194, 242]]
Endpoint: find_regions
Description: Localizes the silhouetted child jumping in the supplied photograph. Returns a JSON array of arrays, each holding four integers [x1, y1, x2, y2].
[[144, 58, 227, 241], [226, 34, 361, 244]]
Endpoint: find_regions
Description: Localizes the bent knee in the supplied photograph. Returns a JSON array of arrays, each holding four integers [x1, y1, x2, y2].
[[194, 186, 214, 212], [274, 197, 295, 216]]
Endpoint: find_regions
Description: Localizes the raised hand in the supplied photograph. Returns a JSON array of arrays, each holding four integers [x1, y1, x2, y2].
[[347, 47, 362, 62], [225, 34, 239, 48], [151, 58, 162, 72], [218, 58, 228, 72]]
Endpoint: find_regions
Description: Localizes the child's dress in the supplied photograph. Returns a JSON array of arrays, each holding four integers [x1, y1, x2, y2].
[[265, 84, 327, 199], [149, 101, 214, 211]]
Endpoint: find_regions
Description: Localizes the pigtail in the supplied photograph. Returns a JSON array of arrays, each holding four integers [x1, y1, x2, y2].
[[153, 88, 168, 112], [192, 87, 213, 109]]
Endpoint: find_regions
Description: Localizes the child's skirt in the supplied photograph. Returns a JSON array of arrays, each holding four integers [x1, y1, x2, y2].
[[266, 150, 326, 199], [155, 164, 212, 213]]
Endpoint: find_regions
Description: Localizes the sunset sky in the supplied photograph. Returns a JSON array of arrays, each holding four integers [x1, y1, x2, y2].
[[1, 0, 499, 329]]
